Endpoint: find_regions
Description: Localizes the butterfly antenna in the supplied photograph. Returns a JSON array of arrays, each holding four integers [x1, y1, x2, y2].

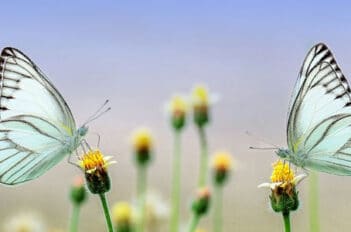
[[249, 146, 278, 150], [83, 100, 111, 125], [246, 131, 280, 149], [86, 100, 109, 121], [84, 107, 111, 125]]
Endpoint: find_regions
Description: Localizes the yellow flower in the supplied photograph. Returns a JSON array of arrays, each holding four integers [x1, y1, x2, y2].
[[131, 127, 154, 165], [191, 84, 216, 127], [79, 149, 114, 174], [4, 212, 46, 232], [258, 160, 306, 190], [167, 95, 188, 130], [212, 151, 233, 172], [212, 151, 233, 185], [192, 85, 209, 106], [79, 149, 115, 194], [131, 128, 153, 152], [112, 202, 133, 225], [270, 160, 295, 183], [258, 159, 307, 213], [169, 95, 187, 115]]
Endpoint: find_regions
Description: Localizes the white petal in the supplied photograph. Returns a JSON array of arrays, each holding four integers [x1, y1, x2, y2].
[[293, 174, 308, 185]]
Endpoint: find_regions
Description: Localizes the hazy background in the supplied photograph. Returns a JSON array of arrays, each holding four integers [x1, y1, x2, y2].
[[1, 1, 351, 231]]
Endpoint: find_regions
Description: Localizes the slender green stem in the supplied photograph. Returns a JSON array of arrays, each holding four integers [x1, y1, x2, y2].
[[309, 171, 320, 232], [170, 130, 182, 232], [197, 126, 208, 187], [99, 193, 114, 232], [282, 211, 291, 232], [137, 165, 147, 232], [69, 204, 80, 232], [213, 185, 223, 232], [187, 214, 200, 232]]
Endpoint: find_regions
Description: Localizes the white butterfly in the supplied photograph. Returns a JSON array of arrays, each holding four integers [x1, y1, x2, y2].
[[0, 47, 89, 185], [277, 43, 351, 175]]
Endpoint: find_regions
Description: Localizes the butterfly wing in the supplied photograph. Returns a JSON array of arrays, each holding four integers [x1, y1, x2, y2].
[[287, 43, 351, 175], [0, 48, 77, 185]]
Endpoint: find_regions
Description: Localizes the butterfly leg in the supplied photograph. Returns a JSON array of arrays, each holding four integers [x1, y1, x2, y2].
[[67, 151, 81, 169]]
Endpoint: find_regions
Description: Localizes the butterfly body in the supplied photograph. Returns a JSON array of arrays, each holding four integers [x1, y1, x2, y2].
[[0, 47, 89, 185], [281, 43, 351, 175]]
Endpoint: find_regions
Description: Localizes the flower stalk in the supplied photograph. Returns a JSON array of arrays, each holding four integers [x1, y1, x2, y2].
[[136, 165, 147, 232], [170, 130, 182, 232], [213, 185, 223, 232], [188, 214, 200, 232], [282, 211, 291, 232], [309, 171, 320, 232], [100, 193, 114, 232], [197, 126, 208, 187], [69, 176, 86, 232]]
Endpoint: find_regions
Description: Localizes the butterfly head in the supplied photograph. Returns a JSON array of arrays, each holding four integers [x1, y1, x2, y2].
[[77, 126, 89, 137], [276, 148, 291, 160]]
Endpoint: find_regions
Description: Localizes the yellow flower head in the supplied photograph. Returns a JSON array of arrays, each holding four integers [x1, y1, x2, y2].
[[112, 202, 133, 225], [169, 95, 187, 115], [212, 151, 233, 172], [192, 85, 209, 106], [270, 160, 294, 183], [131, 128, 153, 151], [79, 149, 114, 174], [79, 149, 114, 194]]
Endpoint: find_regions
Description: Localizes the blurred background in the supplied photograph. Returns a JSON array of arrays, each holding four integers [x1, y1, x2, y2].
[[1, 1, 351, 231]]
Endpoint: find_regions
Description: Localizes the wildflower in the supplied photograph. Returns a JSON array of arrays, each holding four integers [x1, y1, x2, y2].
[[192, 187, 211, 216], [187, 187, 211, 232], [212, 151, 233, 186], [70, 176, 87, 205], [4, 212, 46, 232], [131, 127, 153, 166], [191, 85, 211, 127], [167, 95, 188, 130], [79, 149, 115, 194], [259, 160, 307, 231], [112, 202, 134, 232], [144, 191, 170, 229]]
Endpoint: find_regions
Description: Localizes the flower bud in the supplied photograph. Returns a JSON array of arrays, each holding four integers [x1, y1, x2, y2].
[[191, 187, 211, 216], [70, 176, 87, 205], [192, 85, 210, 127], [168, 95, 187, 131], [131, 128, 153, 166], [212, 151, 232, 186]]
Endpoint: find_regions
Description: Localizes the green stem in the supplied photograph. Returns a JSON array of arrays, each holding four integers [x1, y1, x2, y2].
[[213, 185, 223, 232], [137, 165, 147, 232], [282, 211, 291, 232], [197, 126, 208, 187], [187, 214, 200, 232], [170, 130, 182, 232], [309, 171, 320, 232], [99, 193, 114, 232], [69, 204, 80, 232]]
